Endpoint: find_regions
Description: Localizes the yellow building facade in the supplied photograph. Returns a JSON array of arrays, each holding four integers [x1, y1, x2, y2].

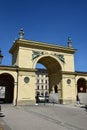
[[0, 29, 87, 105]]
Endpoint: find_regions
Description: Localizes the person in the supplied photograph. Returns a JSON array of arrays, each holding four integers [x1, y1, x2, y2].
[[35, 94, 39, 105], [0, 105, 1, 112], [76, 94, 80, 104]]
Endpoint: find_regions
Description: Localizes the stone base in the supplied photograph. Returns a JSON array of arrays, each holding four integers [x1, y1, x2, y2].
[[78, 93, 87, 105], [59, 99, 63, 104], [63, 99, 76, 105], [16, 100, 36, 106]]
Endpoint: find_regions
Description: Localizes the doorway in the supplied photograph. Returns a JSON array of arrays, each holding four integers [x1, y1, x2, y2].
[[0, 73, 14, 103]]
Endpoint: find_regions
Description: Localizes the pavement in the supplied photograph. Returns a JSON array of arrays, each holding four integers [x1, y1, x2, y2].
[[0, 103, 87, 130]]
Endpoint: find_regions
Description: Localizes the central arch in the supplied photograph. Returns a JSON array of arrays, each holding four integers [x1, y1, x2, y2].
[[34, 55, 62, 103]]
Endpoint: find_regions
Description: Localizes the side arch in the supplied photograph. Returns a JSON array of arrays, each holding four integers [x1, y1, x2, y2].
[[77, 78, 87, 93], [0, 73, 15, 103]]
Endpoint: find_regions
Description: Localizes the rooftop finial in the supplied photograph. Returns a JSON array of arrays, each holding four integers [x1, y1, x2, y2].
[[67, 37, 72, 47], [19, 28, 24, 39], [0, 49, 3, 64]]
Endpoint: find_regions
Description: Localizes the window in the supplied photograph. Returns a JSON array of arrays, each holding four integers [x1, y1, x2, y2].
[[45, 80, 47, 84], [37, 74, 39, 77], [36, 91, 40, 96], [45, 85, 47, 90], [37, 79, 39, 83], [41, 80, 43, 83], [37, 85, 39, 90], [41, 92, 44, 96], [45, 91, 48, 96], [41, 85, 43, 90]]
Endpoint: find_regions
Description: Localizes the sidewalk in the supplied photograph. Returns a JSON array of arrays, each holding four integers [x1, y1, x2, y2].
[[0, 107, 11, 130], [0, 103, 87, 130], [0, 124, 3, 130], [0, 118, 11, 130]]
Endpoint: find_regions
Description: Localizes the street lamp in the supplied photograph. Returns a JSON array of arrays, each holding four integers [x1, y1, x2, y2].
[[0, 49, 3, 64], [0, 49, 4, 117]]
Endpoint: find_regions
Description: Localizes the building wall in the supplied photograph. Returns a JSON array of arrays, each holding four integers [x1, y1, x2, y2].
[[64, 53, 75, 72], [62, 74, 76, 104], [17, 71, 36, 105], [35, 69, 49, 97]]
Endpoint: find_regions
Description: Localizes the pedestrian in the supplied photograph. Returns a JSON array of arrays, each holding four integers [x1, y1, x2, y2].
[[76, 94, 80, 104], [35, 94, 39, 105], [0, 105, 1, 112]]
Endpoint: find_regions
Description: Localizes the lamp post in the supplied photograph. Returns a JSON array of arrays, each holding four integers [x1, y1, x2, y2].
[[0, 49, 3, 64], [0, 49, 4, 117]]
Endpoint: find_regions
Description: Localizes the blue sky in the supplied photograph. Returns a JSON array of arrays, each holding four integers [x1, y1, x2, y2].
[[0, 0, 87, 71]]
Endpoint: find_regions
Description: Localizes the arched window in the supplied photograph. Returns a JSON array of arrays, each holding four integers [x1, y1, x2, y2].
[[36, 91, 40, 96], [45, 91, 48, 96], [41, 92, 44, 96], [77, 78, 86, 93]]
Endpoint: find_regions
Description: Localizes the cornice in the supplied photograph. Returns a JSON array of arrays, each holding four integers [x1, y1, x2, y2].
[[62, 71, 75, 75], [75, 71, 87, 76], [0, 65, 36, 72], [9, 39, 77, 54], [0, 65, 16, 71], [62, 71, 87, 76], [1, 66, 87, 76]]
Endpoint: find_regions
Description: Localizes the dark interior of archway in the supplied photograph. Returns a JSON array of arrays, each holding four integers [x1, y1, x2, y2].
[[54, 85, 58, 93], [77, 78, 86, 93], [0, 73, 14, 103], [37, 56, 61, 74]]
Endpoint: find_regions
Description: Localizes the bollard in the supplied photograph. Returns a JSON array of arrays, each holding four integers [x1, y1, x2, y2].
[[0, 105, 4, 117], [0, 105, 1, 112]]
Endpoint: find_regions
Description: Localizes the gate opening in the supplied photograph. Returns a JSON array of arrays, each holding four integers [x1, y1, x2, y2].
[[35, 56, 62, 103], [0, 73, 14, 103]]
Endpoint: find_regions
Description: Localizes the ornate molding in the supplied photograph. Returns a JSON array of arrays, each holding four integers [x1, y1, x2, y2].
[[32, 51, 43, 60], [56, 54, 65, 63], [32, 50, 65, 63]]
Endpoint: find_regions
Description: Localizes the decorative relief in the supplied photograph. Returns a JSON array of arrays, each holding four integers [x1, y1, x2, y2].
[[67, 79, 71, 84], [53, 53, 65, 63], [32, 51, 43, 60], [32, 50, 65, 63], [56, 54, 65, 63], [24, 77, 30, 83]]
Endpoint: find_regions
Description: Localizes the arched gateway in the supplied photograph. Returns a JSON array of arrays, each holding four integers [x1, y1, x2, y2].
[[0, 30, 87, 105], [7, 30, 77, 105]]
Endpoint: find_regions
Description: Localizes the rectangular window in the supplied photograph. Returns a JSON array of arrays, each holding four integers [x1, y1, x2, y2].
[[37, 85, 39, 90], [45, 85, 47, 90], [41, 85, 43, 90], [37, 79, 39, 83], [37, 74, 39, 77], [41, 80, 43, 83], [45, 80, 47, 84]]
